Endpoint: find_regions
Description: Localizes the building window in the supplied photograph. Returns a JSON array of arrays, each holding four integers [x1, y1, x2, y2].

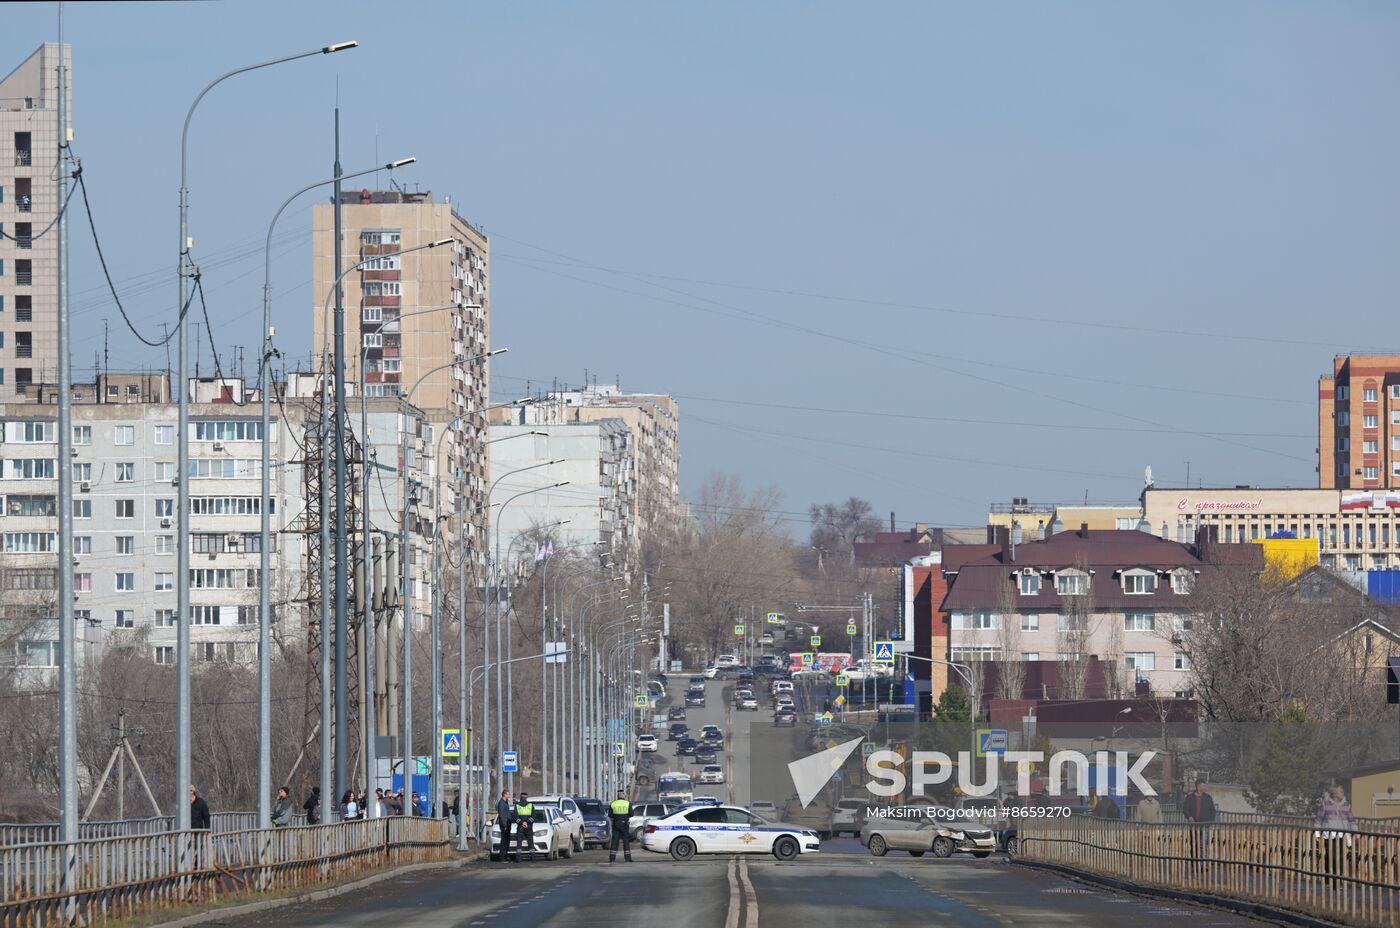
[[72, 425, 91, 445], [1125, 652, 1156, 673], [115, 573, 135, 592], [362, 333, 382, 348], [1174, 652, 1191, 671], [20, 641, 60, 668], [114, 426, 135, 445], [360, 230, 401, 245], [2, 532, 56, 553], [74, 536, 91, 555], [1057, 613, 1087, 631], [1123, 573, 1156, 594], [154, 572, 173, 592], [1020, 614, 1039, 632], [154, 425, 174, 445], [3, 458, 57, 479], [1392, 385, 1400, 399], [116, 536, 134, 555], [115, 462, 135, 482], [953, 611, 998, 630], [155, 609, 177, 628], [74, 572, 91, 592], [1125, 612, 1155, 631], [155, 535, 175, 555], [1338, 386, 1350, 401], [950, 645, 1001, 662], [1364, 388, 1378, 402], [192, 421, 268, 442], [1365, 415, 1378, 428], [1364, 440, 1379, 453], [237, 605, 256, 626], [114, 609, 134, 628], [72, 499, 90, 519], [155, 499, 174, 518], [1055, 573, 1088, 595], [190, 605, 222, 626], [154, 646, 174, 665], [1022, 652, 1040, 662], [1337, 437, 1350, 452], [362, 307, 382, 322], [115, 500, 134, 519], [1171, 571, 1195, 594], [1364, 466, 1379, 480], [1019, 572, 1040, 595]]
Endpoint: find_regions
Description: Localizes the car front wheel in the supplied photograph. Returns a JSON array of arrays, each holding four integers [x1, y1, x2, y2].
[[773, 836, 800, 861], [868, 834, 888, 857], [670, 837, 697, 861], [932, 836, 955, 858], [1005, 836, 1018, 857]]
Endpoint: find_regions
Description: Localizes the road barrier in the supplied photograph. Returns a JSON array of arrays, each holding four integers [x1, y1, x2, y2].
[[0, 816, 453, 927], [1020, 816, 1400, 927], [0, 812, 307, 849]]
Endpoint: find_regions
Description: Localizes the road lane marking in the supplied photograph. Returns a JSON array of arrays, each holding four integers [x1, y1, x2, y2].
[[738, 856, 759, 928], [725, 856, 741, 928]]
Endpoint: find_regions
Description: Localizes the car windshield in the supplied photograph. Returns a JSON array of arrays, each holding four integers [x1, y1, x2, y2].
[[576, 799, 605, 816]]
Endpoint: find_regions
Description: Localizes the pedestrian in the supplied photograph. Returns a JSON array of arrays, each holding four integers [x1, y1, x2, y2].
[[189, 785, 211, 831], [514, 793, 537, 862], [608, 789, 634, 862], [495, 789, 515, 862], [303, 786, 321, 825], [1093, 789, 1120, 820], [272, 786, 293, 828], [1182, 779, 1215, 868], [1136, 793, 1162, 824], [1315, 783, 1356, 886], [341, 790, 360, 820], [373, 788, 385, 818], [410, 791, 420, 817]]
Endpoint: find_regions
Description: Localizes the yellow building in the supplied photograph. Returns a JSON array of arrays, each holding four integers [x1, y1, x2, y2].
[[1337, 760, 1400, 820], [1252, 536, 1320, 580]]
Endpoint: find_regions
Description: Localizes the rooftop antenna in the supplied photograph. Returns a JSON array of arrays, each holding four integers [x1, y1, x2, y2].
[[102, 320, 108, 382]]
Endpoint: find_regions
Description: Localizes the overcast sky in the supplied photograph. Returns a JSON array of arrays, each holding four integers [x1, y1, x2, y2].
[[5, 1, 1397, 532]]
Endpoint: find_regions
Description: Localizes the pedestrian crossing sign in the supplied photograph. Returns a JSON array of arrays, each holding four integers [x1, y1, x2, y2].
[[816, 712, 833, 725], [734, 623, 745, 636], [872, 641, 895, 665], [766, 612, 780, 623], [846, 623, 857, 635], [440, 728, 462, 757], [810, 635, 822, 647], [834, 673, 849, 687], [634, 694, 649, 708], [612, 742, 625, 757], [861, 742, 875, 758], [799, 652, 814, 666]]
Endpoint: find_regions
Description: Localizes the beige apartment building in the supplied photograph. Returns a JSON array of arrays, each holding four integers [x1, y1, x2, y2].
[[311, 189, 491, 571], [0, 44, 70, 401], [492, 383, 681, 537]]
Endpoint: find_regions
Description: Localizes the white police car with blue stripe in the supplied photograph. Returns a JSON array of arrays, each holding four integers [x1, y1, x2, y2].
[[641, 804, 820, 861]]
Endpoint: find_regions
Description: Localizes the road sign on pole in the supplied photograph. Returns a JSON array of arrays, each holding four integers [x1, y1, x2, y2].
[[834, 673, 849, 687], [766, 612, 780, 623], [810, 635, 822, 647], [976, 729, 1009, 757], [502, 751, 518, 773], [816, 712, 833, 726], [734, 623, 745, 636], [799, 652, 814, 666], [861, 742, 875, 758], [612, 742, 625, 757], [872, 641, 895, 665], [634, 694, 649, 708], [846, 623, 857, 636], [440, 728, 462, 757]]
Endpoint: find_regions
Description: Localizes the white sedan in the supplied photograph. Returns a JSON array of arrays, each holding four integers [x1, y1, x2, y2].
[[637, 734, 658, 752], [699, 764, 726, 784], [641, 804, 819, 861], [489, 807, 571, 861]]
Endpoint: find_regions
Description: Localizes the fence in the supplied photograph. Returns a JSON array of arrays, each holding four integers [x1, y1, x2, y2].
[[0, 812, 305, 848], [1020, 816, 1400, 928], [0, 816, 452, 928]]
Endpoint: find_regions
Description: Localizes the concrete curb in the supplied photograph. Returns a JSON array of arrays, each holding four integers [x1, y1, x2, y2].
[[1011, 859, 1352, 928], [154, 849, 488, 928]]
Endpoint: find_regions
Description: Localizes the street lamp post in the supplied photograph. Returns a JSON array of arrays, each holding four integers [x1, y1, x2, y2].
[[178, 38, 357, 838], [902, 654, 979, 761], [260, 157, 414, 827]]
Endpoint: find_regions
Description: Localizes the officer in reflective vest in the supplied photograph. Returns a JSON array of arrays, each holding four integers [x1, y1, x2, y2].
[[609, 790, 633, 862], [514, 793, 536, 862]]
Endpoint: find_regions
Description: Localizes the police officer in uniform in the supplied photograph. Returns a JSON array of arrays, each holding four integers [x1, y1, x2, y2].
[[609, 789, 633, 862], [514, 792, 536, 862]]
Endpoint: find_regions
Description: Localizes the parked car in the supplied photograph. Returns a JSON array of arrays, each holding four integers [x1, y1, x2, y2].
[[629, 800, 676, 840], [489, 806, 569, 861], [830, 797, 867, 837], [715, 654, 739, 668], [530, 794, 586, 854], [573, 796, 611, 848], [703, 664, 721, 679], [750, 800, 778, 819]]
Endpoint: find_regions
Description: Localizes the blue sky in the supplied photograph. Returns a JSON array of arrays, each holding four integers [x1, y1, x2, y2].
[[5, 1, 1397, 530]]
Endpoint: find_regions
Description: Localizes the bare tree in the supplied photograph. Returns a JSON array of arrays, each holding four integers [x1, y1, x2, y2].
[[995, 580, 1025, 700]]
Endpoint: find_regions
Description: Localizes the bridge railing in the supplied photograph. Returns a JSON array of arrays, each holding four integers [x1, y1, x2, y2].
[[1020, 816, 1400, 928], [0, 812, 311, 848], [0, 816, 453, 928]]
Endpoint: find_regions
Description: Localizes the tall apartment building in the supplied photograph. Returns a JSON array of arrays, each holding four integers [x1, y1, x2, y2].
[[487, 419, 637, 572], [0, 374, 435, 681], [493, 383, 681, 537], [311, 189, 491, 572], [0, 44, 70, 400], [1320, 354, 1400, 490]]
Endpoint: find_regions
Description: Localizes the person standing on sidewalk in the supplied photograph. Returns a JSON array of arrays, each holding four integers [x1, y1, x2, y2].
[[495, 789, 515, 862], [1182, 779, 1216, 869]]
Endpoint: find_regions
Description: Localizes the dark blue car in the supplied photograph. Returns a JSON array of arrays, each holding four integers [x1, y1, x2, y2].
[[574, 796, 610, 848]]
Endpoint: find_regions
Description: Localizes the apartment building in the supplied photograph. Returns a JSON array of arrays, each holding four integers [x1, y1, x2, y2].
[[940, 525, 1261, 699], [493, 383, 680, 538], [1319, 354, 1400, 490], [486, 419, 637, 572], [0, 43, 70, 400], [311, 189, 491, 574], [0, 375, 436, 676]]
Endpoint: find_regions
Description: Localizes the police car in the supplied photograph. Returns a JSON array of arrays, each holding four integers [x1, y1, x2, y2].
[[641, 803, 820, 861]]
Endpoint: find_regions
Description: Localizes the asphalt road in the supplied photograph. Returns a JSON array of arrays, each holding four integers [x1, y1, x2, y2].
[[207, 850, 1264, 928]]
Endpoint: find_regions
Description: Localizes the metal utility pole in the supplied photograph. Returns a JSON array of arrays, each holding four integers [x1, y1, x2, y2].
[[55, 7, 77, 880], [332, 109, 350, 804], [320, 372, 333, 819], [457, 486, 468, 848]]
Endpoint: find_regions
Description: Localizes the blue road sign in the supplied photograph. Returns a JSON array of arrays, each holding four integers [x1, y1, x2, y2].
[[977, 729, 1009, 756], [502, 751, 519, 773], [861, 742, 876, 758], [441, 729, 462, 757], [872, 641, 895, 664]]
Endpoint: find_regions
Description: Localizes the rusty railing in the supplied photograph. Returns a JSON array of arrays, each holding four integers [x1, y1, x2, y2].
[[1020, 815, 1400, 928]]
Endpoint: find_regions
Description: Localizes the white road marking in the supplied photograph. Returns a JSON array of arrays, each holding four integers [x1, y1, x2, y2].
[[725, 855, 741, 928], [738, 855, 759, 928]]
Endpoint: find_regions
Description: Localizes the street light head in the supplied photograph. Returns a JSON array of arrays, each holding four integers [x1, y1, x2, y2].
[[322, 41, 359, 53], [429, 237, 454, 248], [529, 431, 549, 437], [486, 348, 508, 358], [385, 157, 417, 169], [547, 459, 566, 466], [513, 397, 536, 406], [553, 481, 569, 488]]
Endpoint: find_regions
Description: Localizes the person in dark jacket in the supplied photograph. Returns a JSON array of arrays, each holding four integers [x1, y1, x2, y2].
[[495, 789, 515, 862], [189, 785, 211, 830], [1183, 779, 1216, 867], [303, 786, 321, 825], [1093, 790, 1120, 820]]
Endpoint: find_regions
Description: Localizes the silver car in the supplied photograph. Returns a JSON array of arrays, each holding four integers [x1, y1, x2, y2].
[[860, 806, 996, 858]]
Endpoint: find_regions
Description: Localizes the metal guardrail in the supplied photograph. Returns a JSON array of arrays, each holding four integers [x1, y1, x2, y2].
[[1021, 816, 1400, 928], [0, 816, 452, 927], [0, 812, 308, 848]]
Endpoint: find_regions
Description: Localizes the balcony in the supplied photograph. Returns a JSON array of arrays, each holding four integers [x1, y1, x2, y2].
[[16, 196, 31, 213], [16, 346, 32, 359], [14, 150, 31, 167], [15, 235, 31, 250], [16, 271, 32, 286]]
